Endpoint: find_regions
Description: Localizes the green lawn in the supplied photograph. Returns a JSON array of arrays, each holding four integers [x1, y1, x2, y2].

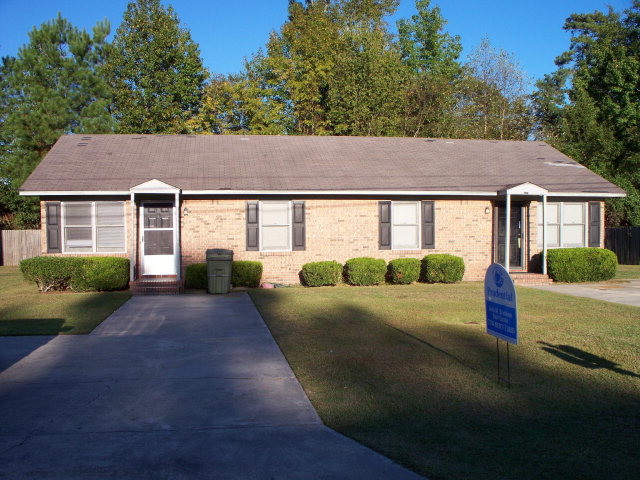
[[249, 284, 640, 480], [0, 266, 131, 335], [616, 264, 640, 279]]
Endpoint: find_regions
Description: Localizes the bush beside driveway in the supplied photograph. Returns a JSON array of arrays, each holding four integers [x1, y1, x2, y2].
[[0, 266, 131, 335]]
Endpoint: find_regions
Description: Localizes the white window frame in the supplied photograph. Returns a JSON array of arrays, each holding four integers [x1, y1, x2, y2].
[[61, 201, 126, 254], [259, 200, 292, 252], [391, 201, 421, 250], [537, 202, 587, 248]]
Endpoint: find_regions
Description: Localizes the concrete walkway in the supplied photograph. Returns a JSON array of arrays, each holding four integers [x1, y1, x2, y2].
[[0, 294, 423, 479], [526, 279, 640, 307]]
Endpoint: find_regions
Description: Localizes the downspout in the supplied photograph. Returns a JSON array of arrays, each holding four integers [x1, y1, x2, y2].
[[505, 192, 511, 272], [174, 191, 181, 280], [130, 192, 135, 282], [542, 194, 548, 275]]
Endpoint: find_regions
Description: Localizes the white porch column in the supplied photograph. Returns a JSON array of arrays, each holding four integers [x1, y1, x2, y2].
[[129, 192, 135, 282], [174, 191, 181, 280], [505, 192, 511, 272], [542, 194, 548, 275]]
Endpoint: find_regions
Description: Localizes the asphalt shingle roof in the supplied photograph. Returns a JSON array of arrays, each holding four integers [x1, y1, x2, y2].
[[20, 134, 625, 195]]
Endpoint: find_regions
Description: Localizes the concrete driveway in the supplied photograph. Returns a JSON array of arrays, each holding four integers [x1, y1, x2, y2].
[[526, 279, 640, 307], [0, 294, 423, 480]]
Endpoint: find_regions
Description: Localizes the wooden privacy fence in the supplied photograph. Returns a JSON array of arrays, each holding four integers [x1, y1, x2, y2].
[[605, 226, 640, 265], [1, 230, 40, 266]]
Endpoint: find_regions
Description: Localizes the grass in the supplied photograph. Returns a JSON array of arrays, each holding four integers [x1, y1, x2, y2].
[[249, 283, 640, 480], [615, 264, 640, 279], [0, 266, 131, 335]]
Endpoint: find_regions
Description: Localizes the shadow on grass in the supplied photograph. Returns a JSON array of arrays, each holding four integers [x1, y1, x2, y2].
[[250, 288, 640, 480], [538, 341, 640, 378]]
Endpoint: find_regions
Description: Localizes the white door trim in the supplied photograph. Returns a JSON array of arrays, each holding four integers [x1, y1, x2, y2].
[[140, 201, 177, 276]]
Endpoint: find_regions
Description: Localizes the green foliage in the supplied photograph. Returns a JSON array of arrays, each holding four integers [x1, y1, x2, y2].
[[231, 261, 263, 288], [185, 263, 207, 289], [103, 0, 207, 133], [344, 257, 387, 286], [20, 256, 129, 292], [20, 257, 84, 292], [0, 15, 113, 228], [532, 2, 640, 225], [388, 258, 421, 284], [546, 248, 617, 282], [301, 261, 343, 287], [71, 257, 129, 291], [457, 37, 533, 140], [421, 254, 465, 283]]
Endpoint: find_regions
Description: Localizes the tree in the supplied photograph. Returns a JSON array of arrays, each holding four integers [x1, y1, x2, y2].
[[397, 0, 463, 137], [0, 15, 113, 228], [103, 0, 207, 134], [532, 2, 640, 225], [458, 36, 533, 140]]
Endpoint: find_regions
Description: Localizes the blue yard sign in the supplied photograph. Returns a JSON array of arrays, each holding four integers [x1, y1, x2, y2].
[[484, 263, 518, 345]]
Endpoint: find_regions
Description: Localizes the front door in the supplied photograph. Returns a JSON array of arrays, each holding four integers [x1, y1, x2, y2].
[[141, 202, 175, 275], [496, 203, 525, 270]]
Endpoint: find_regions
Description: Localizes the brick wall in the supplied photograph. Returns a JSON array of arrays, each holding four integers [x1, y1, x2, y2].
[[180, 198, 495, 283]]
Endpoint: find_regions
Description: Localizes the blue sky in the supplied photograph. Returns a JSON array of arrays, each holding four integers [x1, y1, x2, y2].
[[0, 0, 633, 87]]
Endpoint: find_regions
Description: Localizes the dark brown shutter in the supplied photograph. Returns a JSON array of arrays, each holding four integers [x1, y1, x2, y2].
[[46, 202, 62, 253], [422, 201, 435, 249], [588, 202, 601, 247], [379, 201, 391, 250], [292, 201, 305, 251], [246, 201, 259, 251]]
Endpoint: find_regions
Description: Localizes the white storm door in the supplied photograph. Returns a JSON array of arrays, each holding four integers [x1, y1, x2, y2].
[[141, 202, 176, 275]]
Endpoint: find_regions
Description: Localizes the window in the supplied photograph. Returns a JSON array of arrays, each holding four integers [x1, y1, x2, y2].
[[62, 201, 125, 253], [260, 201, 291, 251], [392, 202, 420, 250], [537, 202, 586, 248]]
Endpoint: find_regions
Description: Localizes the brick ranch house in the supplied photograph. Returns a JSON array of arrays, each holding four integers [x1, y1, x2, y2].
[[20, 134, 625, 288]]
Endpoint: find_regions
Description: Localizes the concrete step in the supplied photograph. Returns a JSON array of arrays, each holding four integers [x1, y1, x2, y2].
[[509, 272, 553, 285]]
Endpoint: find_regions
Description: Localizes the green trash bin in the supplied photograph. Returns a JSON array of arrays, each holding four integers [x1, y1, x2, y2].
[[206, 249, 233, 294]]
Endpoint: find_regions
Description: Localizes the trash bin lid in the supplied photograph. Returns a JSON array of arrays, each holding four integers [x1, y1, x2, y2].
[[206, 248, 233, 259]]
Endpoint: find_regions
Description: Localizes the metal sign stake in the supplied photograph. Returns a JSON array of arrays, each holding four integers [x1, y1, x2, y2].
[[495, 339, 512, 388]]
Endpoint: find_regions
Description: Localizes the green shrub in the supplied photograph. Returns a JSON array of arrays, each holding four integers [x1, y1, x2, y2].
[[20, 256, 84, 292], [301, 261, 343, 287], [421, 254, 465, 283], [72, 257, 129, 291], [20, 256, 129, 292], [388, 258, 421, 284], [232, 261, 263, 288], [546, 248, 617, 282], [344, 257, 387, 286], [185, 263, 207, 289]]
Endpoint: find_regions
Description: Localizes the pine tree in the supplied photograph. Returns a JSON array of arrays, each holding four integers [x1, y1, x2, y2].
[[0, 15, 113, 228], [103, 0, 207, 134]]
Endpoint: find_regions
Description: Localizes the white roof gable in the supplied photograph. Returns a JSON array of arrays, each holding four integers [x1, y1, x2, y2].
[[130, 179, 180, 193]]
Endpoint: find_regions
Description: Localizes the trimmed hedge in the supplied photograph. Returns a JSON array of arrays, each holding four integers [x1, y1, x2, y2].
[[344, 257, 387, 286], [20, 256, 129, 292], [546, 248, 617, 282], [301, 261, 343, 287], [232, 261, 263, 288], [185, 263, 207, 289], [388, 258, 421, 284], [422, 254, 465, 283], [72, 257, 129, 291], [185, 261, 264, 289]]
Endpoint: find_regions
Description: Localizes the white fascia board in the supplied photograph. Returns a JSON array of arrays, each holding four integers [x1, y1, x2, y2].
[[20, 189, 626, 198], [20, 190, 130, 196], [182, 189, 499, 196], [546, 192, 626, 198]]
